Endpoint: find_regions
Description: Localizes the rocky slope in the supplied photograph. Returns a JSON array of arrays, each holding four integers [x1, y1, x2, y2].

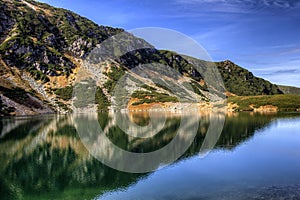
[[0, 0, 123, 115], [278, 85, 300, 95], [0, 0, 287, 116]]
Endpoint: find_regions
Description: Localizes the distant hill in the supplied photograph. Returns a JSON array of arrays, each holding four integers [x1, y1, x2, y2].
[[278, 85, 300, 95], [0, 0, 291, 116], [183, 57, 283, 96], [215, 60, 283, 96]]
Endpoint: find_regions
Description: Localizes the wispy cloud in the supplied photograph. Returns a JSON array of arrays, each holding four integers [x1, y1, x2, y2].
[[174, 0, 300, 14], [192, 25, 237, 40], [251, 64, 300, 87], [262, 0, 300, 8], [261, 69, 300, 76], [277, 47, 300, 56], [231, 45, 300, 60], [175, 0, 300, 8], [174, 0, 250, 14], [251, 59, 300, 74]]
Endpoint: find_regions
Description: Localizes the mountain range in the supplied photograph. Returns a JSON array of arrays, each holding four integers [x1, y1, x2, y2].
[[0, 0, 299, 116]]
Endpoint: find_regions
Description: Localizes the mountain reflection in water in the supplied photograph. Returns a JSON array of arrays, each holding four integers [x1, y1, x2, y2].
[[0, 112, 300, 200]]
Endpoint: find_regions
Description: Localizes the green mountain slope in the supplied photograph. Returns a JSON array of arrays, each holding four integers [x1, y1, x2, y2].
[[0, 0, 291, 116], [216, 60, 283, 96]]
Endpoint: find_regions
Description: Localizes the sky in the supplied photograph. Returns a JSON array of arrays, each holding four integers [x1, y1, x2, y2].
[[38, 0, 300, 87]]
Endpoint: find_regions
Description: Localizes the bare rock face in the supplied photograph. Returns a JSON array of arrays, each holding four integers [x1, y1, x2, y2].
[[43, 33, 57, 46], [0, 3, 15, 42], [68, 38, 92, 58], [0, 92, 54, 116], [253, 105, 278, 113]]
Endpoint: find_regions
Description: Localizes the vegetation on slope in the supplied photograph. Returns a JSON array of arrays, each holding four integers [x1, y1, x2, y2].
[[216, 60, 283, 96], [72, 79, 110, 111], [0, 0, 123, 82], [95, 86, 110, 111], [119, 49, 205, 82], [228, 94, 300, 111], [103, 65, 125, 94], [131, 90, 178, 106], [0, 0, 297, 115], [54, 86, 73, 101]]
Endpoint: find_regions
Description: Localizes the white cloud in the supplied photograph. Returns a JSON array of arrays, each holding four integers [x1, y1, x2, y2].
[[174, 0, 300, 12]]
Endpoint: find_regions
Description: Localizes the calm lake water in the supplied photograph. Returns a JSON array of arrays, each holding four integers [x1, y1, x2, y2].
[[1, 112, 300, 200]]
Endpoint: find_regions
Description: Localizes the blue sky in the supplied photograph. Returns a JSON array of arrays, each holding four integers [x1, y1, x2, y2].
[[38, 0, 300, 86]]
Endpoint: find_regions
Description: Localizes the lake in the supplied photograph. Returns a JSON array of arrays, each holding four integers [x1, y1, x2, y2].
[[1, 112, 300, 200]]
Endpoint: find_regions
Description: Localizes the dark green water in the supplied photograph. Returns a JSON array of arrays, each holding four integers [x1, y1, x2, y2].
[[1, 112, 300, 200]]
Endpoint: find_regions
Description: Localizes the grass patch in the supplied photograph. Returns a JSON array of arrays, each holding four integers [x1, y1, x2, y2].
[[54, 86, 73, 101], [103, 65, 125, 94], [95, 87, 110, 111], [56, 101, 70, 111], [131, 90, 178, 106], [141, 84, 157, 91], [228, 94, 300, 111]]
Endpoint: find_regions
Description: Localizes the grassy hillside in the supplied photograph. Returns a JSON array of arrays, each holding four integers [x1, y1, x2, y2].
[[216, 60, 283, 96], [228, 94, 300, 111], [0, 0, 296, 115]]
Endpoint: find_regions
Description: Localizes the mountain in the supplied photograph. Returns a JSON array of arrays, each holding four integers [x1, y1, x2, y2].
[[215, 60, 283, 96], [278, 85, 300, 95], [0, 0, 290, 116], [0, 0, 124, 115]]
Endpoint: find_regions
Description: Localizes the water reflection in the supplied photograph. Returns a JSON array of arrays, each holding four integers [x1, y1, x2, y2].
[[0, 112, 299, 199], [73, 111, 224, 173]]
